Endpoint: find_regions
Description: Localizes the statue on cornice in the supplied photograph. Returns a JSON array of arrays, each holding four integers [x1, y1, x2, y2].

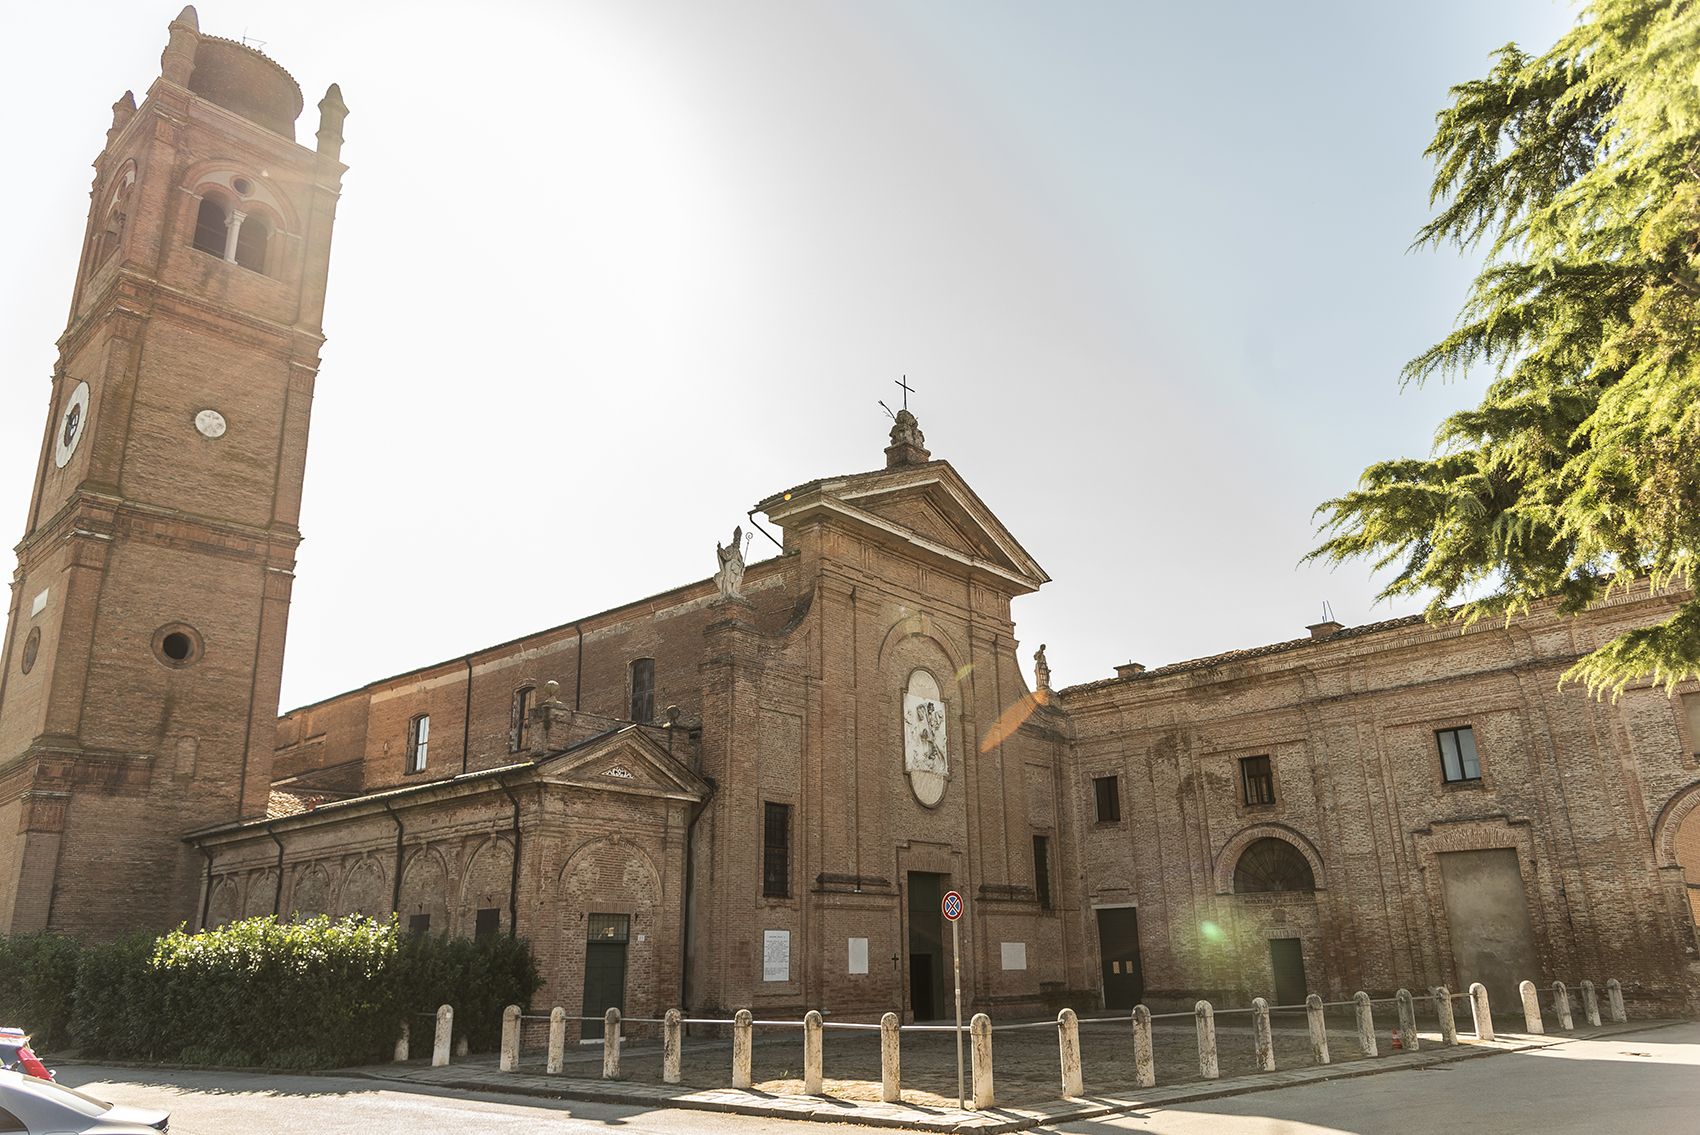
[[1034, 644, 1051, 694], [715, 525, 746, 602]]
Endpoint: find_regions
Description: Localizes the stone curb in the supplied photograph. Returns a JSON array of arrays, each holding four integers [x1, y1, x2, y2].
[[340, 1019, 1683, 1132]]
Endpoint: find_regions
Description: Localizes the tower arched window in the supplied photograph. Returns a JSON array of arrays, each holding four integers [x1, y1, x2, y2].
[[192, 195, 229, 257], [1233, 837, 1316, 894], [234, 215, 269, 273]]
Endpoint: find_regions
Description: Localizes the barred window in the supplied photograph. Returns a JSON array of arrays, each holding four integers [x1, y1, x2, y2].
[[475, 907, 501, 939], [407, 913, 431, 936], [1437, 726, 1481, 782], [588, 913, 630, 942], [1240, 755, 1274, 806], [763, 801, 791, 898]]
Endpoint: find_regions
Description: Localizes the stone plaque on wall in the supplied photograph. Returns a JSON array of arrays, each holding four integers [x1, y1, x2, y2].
[[848, 936, 869, 975], [763, 929, 791, 982]]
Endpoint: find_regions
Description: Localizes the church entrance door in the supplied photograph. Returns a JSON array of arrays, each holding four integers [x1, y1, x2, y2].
[[1096, 907, 1144, 1009], [906, 872, 946, 1021], [1269, 938, 1306, 1006], [582, 913, 629, 1040]]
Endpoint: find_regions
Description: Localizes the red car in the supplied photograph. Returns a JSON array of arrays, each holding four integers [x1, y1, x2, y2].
[[0, 1028, 53, 1081]]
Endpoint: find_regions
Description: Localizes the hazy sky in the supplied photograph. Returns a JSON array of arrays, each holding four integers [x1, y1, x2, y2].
[[0, 1, 1579, 711]]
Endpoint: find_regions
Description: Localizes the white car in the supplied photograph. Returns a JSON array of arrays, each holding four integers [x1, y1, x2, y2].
[[0, 1069, 167, 1134]]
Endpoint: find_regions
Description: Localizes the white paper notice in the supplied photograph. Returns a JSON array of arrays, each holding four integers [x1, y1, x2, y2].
[[763, 930, 791, 982], [1001, 942, 1028, 971], [848, 937, 869, 975]]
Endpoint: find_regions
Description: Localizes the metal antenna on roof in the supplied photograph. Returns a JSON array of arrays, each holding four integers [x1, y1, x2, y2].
[[240, 27, 268, 50], [1322, 600, 1335, 623]]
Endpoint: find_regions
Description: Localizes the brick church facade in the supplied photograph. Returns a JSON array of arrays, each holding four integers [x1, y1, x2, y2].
[[2, 9, 1698, 1025]]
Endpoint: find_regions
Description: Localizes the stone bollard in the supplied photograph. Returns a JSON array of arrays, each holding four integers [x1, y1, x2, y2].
[[432, 1004, 453, 1067], [732, 1009, 753, 1090], [500, 1004, 522, 1072], [1252, 997, 1275, 1072], [970, 1013, 995, 1109], [1433, 987, 1458, 1045], [1057, 1008, 1083, 1097], [1580, 980, 1601, 1027], [1132, 1004, 1155, 1088], [880, 1012, 902, 1103], [455, 1033, 469, 1059], [1353, 992, 1378, 1057], [1306, 993, 1330, 1065], [663, 1009, 683, 1085], [803, 1010, 824, 1095], [1195, 1000, 1219, 1080], [1606, 978, 1626, 1023], [1396, 989, 1419, 1053], [602, 1008, 622, 1079], [1552, 982, 1573, 1031], [1518, 980, 1544, 1035], [547, 1007, 566, 1074], [1469, 982, 1494, 1041], [393, 1020, 409, 1063]]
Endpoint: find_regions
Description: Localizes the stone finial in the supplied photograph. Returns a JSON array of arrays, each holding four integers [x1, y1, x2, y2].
[[317, 83, 350, 161], [885, 408, 931, 468], [1034, 644, 1051, 694], [107, 91, 137, 146], [161, 7, 200, 87], [541, 679, 563, 705]]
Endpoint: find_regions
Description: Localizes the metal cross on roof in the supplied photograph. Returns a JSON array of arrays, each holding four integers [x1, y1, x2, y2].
[[895, 375, 915, 410]]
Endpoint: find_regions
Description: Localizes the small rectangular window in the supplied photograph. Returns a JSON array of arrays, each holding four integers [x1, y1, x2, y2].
[[1241, 755, 1274, 806], [1683, 692, 1700, 758], [407, 913, 431, 936], [407, 714, 430, 774], [475, 906, 501, 940], [1437, 726, 1482, 782], [1033, 835, 1052, 909], [1093, 775, 1121, 822], [630, 658, 655, 723], [763, 801, 791, 898]]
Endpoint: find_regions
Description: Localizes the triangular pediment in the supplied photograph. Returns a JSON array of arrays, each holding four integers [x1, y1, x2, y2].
[[757, 460, 1049, 594], [537, 727, 709, 801]]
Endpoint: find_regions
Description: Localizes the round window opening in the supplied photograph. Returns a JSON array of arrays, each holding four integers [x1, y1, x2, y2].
[[21, 627, 41, 675], [152, 624, 202, 668], [232, 177, 253, 196]]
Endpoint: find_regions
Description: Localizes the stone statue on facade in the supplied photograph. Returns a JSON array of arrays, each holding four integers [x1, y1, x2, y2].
[[714, 525, 746, 601], [1034, 644, 1051, 693]]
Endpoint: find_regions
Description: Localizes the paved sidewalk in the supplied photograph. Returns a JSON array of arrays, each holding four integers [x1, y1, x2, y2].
[[352, 1019, 1677, 1133]]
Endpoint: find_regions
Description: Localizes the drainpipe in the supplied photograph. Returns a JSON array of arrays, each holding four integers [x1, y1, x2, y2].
[[266, 824, 285, 916], [498, 778, 522, 938], [574, 622, 584, 711], [385, 802, 405, 915], [679, 780, 716, 1012], [461, 654, 474, 775]]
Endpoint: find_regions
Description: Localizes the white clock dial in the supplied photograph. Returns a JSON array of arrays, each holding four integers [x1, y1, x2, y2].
[[194, 409, 228, 439], [54, 381, 90, 469]]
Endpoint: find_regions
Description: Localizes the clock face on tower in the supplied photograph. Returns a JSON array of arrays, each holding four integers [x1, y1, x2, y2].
[[53, 381, 90, 469]]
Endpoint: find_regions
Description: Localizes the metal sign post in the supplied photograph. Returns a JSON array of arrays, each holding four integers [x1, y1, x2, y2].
[[942, 889, 965, 1110]]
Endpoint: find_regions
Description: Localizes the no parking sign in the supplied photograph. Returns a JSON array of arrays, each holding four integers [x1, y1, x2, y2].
[[942, 890, 963, 921]]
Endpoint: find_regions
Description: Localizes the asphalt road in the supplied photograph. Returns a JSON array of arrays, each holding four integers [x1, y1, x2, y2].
[[53, 1065, 843, 1135], [1041, 1021, 1700, 1134], [54, 1021, 1699, 1135]]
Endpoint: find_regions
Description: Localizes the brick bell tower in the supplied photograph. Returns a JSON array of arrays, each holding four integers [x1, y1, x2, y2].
[[0, 7, 347, 935]]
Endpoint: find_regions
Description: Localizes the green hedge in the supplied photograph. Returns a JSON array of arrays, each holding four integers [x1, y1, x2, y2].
[[1, 916, 540, 1070]]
